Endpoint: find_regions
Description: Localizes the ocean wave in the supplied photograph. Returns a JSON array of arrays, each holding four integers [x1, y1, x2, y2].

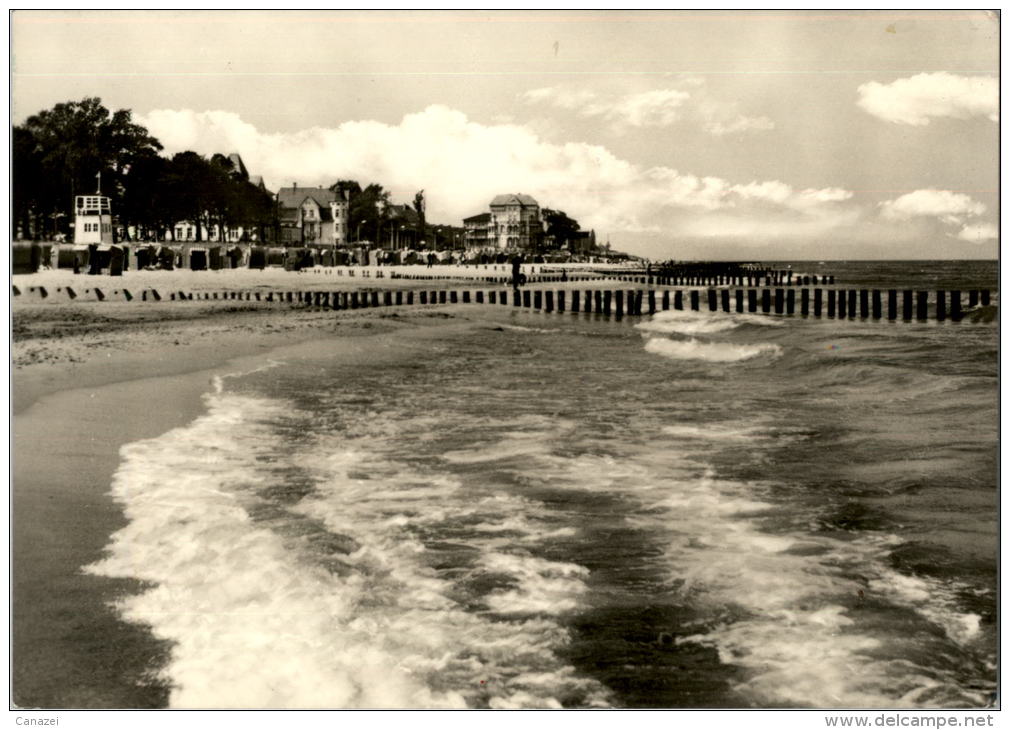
[[585, 455, 991, 709], [644, 336, 783, 363], [639, 474, 990, 708], [86, 391, 610, 709], [498, 323, 561, 334], [661, 423, 812, 444], [635, 310, 784, 337]]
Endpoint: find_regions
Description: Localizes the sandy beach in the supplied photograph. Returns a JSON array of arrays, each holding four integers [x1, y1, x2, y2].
[[12, 273, 501, 708]]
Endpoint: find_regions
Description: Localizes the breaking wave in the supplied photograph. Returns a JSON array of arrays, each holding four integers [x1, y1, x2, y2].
[[644, 337, 782, 363]]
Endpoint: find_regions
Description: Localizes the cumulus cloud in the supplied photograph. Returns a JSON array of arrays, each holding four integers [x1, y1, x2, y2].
[[857, 72, 998, 125], [138, 105, 854, 242], [955, 222, 998, 243], [520, 87, 690, 128], [522, 79, 773, 135], [879, 189, 987, 225], [879, 189, 995, 245]]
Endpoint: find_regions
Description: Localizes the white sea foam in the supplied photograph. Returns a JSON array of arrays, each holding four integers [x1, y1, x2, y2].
[[442, 437, 553, 464], [86, 391, 610, 709], [480, 552, 589, 614], [635, 310, 785, 337], [85, 340, 988, 710], [498, 323, 561, 334], [661, 423, 813, 444], [635, 315, 740, 335], [662, 424, 765, 442], [644, 336, 783, 363], [529, 445, 989, 709], [639, 471, 990, 708], [867, 570, 983, 647]]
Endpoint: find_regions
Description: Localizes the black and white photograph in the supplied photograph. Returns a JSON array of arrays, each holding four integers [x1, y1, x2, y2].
[[9, 9, 1000, 720]]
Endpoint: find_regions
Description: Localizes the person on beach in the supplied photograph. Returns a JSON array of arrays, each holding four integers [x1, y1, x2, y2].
[[512, 255, 525, 290]]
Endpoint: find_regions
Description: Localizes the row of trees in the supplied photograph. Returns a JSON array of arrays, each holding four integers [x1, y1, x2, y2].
[[120, 150, 276, 242], [13, 98, 429, 246], [14, 97, 277, 243], [14, 97, 163, 240]]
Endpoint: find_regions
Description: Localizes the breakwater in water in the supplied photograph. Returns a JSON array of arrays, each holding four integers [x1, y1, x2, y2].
[[14, 283, 996, 324]]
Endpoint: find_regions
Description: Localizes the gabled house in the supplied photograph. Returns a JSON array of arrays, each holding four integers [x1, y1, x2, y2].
[[276, 184, 349, 247], [488, 193, 542, 250]]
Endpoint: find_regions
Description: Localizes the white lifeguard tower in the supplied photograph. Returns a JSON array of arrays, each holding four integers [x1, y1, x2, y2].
[[74, 174, 114, 245]]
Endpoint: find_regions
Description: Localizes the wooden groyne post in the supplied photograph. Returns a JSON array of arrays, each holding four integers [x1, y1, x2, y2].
[[23, 280, 993, 324]]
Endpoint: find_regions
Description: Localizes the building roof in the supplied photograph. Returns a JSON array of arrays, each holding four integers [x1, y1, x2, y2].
[[276, 186, 339, 211], [463, 212, 491, 224], [490, 193, 539, 208], [386, 203, 420, 225], [227, 154, 249, 179], [247, 175, 273, 196]]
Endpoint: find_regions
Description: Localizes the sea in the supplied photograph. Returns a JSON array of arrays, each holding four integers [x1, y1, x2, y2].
[[86, 260, 999, 709]]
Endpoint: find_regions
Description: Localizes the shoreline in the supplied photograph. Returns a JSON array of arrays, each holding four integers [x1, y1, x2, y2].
[[12, 301, 474, 708]]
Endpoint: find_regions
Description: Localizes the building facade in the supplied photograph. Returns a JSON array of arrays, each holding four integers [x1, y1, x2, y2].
[[73, 195, 114, 244], [461, 194, 543, 251], [276, 185, 349, 247], [490, 193, 541, 250], [462, 212, 491, 249]]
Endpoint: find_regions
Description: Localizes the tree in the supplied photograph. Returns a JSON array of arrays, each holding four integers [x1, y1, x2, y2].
[[163, 151, 217, 242], [329, 180, 361, 200], [413, 190, 426, 245], [242, 182, 276, 243], [207, 153, 243, 241], [541, 208, 581, 250], [343, 183, 389, 243], [119, 149, 170, 241], [20, 97, 161, 237], [12, 126, 50, 239]]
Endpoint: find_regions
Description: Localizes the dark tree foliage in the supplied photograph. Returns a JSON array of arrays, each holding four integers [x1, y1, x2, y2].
[[119, 149, 170, 241], [12, 126, 52, 239], [340, 182, 389, 243], [541, 208, 581, 250], [413, 190, 426, 243], [14, 98, 460, 246], [329, 180, 362, 199], [17, 97, 162, 238]]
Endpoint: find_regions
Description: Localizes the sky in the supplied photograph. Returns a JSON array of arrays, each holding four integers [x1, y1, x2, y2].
[[11, 10, 999, 260]]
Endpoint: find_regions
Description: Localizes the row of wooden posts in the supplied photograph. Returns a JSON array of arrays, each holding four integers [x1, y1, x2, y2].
[[609, 273, 836, 287], [12, 283, 993, 321], [282, 286, 990, 322]]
